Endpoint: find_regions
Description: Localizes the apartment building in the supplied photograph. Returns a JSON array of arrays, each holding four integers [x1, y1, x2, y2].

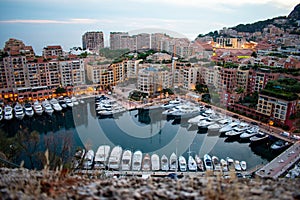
[[256, 94, 298, 123], [248, 68, 280, 93], [82, 31, 104, 52], [43, 45, 64, 58], [110, 32, 130, 50], [59, 59, 85, 87], [137, 66, 172, 96]]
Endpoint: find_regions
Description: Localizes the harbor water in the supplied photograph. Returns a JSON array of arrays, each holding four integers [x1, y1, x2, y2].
[[0, 98, 283, 170]]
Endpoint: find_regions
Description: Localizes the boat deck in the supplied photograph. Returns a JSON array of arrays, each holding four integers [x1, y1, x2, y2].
[[255, 141, 300, 179]]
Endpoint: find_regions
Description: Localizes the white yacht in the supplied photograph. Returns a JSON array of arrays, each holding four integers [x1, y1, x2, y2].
[[219, 120, 240, 133], [240, 161, 247, 171], [151, 154, 160, 171], [178, 156, 187, 172], [171, 105, 201, 118], [197, 118, 215, 129], [188, 155, 197, 171], [212, 156, 222, 171], [64, 97, 74, 107], [4, 105, 13, 120], [234, 160, 242, 171], [250, 132, 268, 143], [33, 101, 44, 115], [240, 126, 259, 139], [107, 146, 123, 170], [42, 100, 54, 115], [203, 154, 213, 171], [132, 150, 143, 171], [94, 145, 111, 169], [83, 149, 94, 170], [187, 114, 207, 125], [121, 150, 132, 171], [161, 155, 169, 171], [220, 159, 228, 172], [142, 153, 151, 171], [169, 152, 178, 171], [23, 103, 34, 117], [14, 103, 25, 120], [208, 118, 232, 131], [195, 155, 204, 171], [50, 98, 63, 112], [161, 99, 181, 109], [162, 107, 179, 116]]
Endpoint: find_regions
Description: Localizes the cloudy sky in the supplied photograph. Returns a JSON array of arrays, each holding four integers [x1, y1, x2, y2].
[[0, 0, 298, 54]]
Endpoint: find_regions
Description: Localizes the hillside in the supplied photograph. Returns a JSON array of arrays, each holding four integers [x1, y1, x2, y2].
[[197, 3, 300, 38]]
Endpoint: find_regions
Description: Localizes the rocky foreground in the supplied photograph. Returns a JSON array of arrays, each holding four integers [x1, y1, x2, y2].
[[0, 168, 300, 200]]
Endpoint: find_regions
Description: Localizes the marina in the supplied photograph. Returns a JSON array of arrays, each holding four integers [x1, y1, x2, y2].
[[0, 94, 299, 178]]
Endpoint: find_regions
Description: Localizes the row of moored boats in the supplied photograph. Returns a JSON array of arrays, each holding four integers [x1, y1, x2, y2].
[[73, 145, 247, 172], [0, 96, 83, 121], [95, 95, 126, 116]]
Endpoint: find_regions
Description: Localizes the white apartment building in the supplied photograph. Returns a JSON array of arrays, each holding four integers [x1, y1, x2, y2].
[[59, 59, 85, 87]]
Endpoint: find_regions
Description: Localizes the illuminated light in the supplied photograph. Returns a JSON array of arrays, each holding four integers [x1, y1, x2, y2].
[[269, 120, 274, 126]]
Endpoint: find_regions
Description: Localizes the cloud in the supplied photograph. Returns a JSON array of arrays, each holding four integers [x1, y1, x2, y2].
[[0, 18, 99, 24]]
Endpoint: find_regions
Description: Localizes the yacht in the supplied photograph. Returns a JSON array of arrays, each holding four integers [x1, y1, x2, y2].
[[226, 157, 235, 171], [219, 120, 240, 133], [94, 145, 111, 169], [58, 97, 67, 109], [14, 103, 25, 120], [220, 159, 228, 172], [233, 122, 250, 133], [0, 107, 3, 121], [240, 126, 259, 139], [23, 103, 34, 117], [107, 146, 123, 170], [208, 118, 232, 131], [83, 149, 94, 170], [271, 140, 290, 150], [4, 105, 13, 120], [225, 129, 243, 137], [188, 155, 197, 171], [50, 98, 63, 112], [197, 118, 215, 129], [187, 114, 207, 125], [160, 155, 169, 171], [121, 150, 132, 171], [42, 100, 54, 115], [151, 154, 160, 171], [161, 99, 181, 109], [203, 154, 213, 171], [64, 97, 74, 107], [212, 156, 222, 171], [234, 160, 242, 171], [71, 96, 79, 106], [171, 105, 201, 118], [33, 101, 44, 115], [162, 107, 179, 116], [169, 152, 178, 171], [178, 156, 187, 171], [142, 153, 151, 171], [132, 150, 143, 171], [240, 161, 247, 171], [250, 132, 269, 143], [195, 155, 204, 171]]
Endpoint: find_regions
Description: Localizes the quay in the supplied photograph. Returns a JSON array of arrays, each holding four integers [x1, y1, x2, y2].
[[255, 141, 300, 179]]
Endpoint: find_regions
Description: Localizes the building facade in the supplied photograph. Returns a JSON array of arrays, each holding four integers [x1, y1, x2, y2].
[[82, 31, 104, 52]]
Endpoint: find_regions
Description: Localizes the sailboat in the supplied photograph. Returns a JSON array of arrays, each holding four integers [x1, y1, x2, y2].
[[94, 145, 111, 169], [188, 155, 197, 171], [142, 153, 151, 171]]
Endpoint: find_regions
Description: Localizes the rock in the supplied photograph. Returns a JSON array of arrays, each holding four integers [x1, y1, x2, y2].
[[250, 188, 263, 195], [133, 191, 142, 199], [293, 192, 300, 200]]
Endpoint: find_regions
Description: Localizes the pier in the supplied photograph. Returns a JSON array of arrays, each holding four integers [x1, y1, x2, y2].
[[255, 141, 300, 179]]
